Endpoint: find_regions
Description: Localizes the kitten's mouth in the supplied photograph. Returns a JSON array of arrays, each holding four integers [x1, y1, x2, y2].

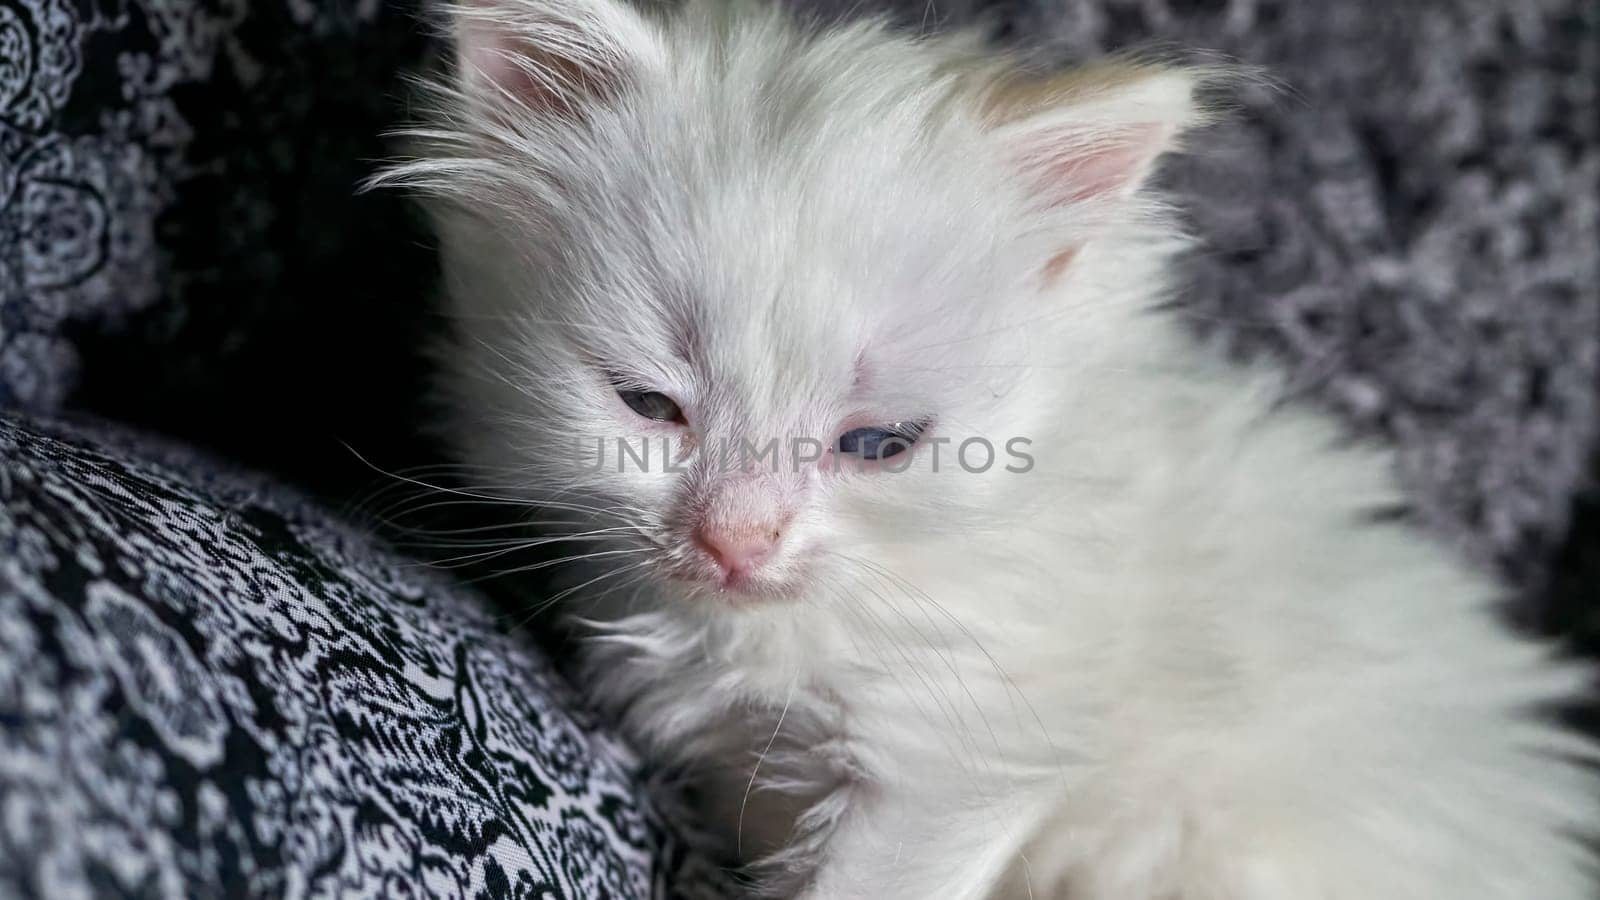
[[657, 556, 807, 606]]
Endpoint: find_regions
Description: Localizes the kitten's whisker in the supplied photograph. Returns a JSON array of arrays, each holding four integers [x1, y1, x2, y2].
[[488, 546, 652, 579], [824, 581, 987, 788], [857, 563, 1008, 784], [374, 496, 541, 517], [406, 528, 641, 568], [739, 674, 797, 860], [402, 529, 631, 551], [847, 573, 996, 787], [394, 518, 590, 538], [859, 562, 1048, 852], [343, 442, 538, 505], [503, 560, 654, 626], [579, 566, 656, 613], [846, 555, 1068, 787]]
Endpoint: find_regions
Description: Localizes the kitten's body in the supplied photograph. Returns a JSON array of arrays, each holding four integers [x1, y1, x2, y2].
[[379, 0, 1600, 896], [579, 314, 1595, 899]]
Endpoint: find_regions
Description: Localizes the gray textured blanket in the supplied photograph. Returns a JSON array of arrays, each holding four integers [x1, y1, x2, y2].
[[940, 0, 1599, 633]]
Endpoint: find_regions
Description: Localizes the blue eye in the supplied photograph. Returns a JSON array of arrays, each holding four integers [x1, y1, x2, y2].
[[836, 422, 925, 461]]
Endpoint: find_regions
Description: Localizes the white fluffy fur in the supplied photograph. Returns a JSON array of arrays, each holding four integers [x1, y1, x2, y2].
[[375, 0, 1600, 896]]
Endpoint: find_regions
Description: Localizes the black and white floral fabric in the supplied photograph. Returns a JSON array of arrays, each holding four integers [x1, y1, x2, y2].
[[0, 413, 732, 898], [0, 0, 440, 497]]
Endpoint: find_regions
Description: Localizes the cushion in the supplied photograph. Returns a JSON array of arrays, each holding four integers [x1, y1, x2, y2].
[[0, 412, 733, 897], [0, 0, 440, 490]]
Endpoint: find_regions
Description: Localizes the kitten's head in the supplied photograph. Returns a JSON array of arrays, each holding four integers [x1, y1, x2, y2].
[[381, 0, 1205, 605]]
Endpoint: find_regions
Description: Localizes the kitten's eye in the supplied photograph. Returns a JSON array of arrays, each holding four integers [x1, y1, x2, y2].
[[836, 422, 925, 461], [618, 388, 684, 423]]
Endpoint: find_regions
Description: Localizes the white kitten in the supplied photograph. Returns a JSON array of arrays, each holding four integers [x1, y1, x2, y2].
[[376, 0, 1600, 896]]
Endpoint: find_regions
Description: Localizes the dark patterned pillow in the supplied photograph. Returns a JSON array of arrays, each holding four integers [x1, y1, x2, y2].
[[0, 0, 443, 491], [0, 412, 734, 898]]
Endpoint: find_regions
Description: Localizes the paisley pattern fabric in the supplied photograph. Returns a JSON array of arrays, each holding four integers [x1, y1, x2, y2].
[[0, 412, 733, 898], [1, 0, 232, 410], [0, 0, 437, 495]]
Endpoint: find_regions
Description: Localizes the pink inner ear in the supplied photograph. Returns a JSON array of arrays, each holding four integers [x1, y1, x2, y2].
[[458, 16, 618, 118], [460, 22, 534, 98], [1020, 123, 1169, 207]]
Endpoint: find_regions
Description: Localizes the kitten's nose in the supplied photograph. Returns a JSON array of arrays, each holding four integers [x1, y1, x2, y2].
[[693, 521, 782, 579]]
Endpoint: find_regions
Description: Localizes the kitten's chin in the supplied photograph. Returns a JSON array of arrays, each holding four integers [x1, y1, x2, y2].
[[660, 568, 808, 608]]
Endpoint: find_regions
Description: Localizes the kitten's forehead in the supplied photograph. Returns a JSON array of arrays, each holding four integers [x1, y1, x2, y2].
[[542, 12, 1036, 423], [578, 143, 1011, 429], [623, 109, 1010, 345], [683, 265, 865, 426]]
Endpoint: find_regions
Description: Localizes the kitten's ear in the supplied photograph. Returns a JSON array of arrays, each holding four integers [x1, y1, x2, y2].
[[984, 63, 1206, 208], [451, 0, 658, 120]]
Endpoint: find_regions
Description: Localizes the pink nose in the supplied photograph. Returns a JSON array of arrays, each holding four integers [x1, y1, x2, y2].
[[693, 522, 782, 578]]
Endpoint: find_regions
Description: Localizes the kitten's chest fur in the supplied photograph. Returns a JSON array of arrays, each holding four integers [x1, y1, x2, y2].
[[578, 566, 1111, 876]]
